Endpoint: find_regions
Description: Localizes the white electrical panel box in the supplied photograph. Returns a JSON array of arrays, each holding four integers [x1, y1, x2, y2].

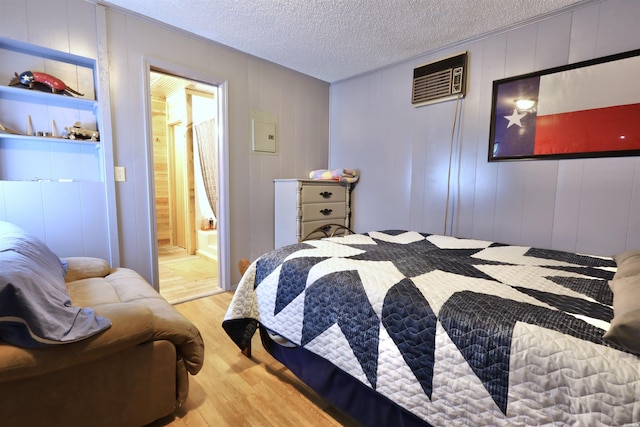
[[250, 111, 277, 153]]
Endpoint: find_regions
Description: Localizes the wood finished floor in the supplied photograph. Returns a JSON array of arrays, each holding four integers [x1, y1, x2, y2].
[[147, 292, 360, 427], [158, 246, 223, 305]]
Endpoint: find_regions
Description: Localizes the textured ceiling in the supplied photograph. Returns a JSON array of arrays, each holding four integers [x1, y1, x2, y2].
[[101, 0, 592, 83]]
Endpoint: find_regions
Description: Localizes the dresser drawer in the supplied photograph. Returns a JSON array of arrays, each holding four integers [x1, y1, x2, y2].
[[301, 184, 346, 204], [301, 202, 345, 222]]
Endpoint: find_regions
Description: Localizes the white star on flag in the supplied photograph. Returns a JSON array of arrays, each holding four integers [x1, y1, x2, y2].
[[504, 109, 526, 128]]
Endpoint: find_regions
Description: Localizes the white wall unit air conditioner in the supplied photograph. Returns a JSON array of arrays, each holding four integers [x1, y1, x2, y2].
[[412, 52, 468, 107]]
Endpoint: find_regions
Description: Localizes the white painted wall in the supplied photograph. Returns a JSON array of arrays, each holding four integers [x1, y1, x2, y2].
[[0, 1, 118, 263], [329, 0, 640, 257], [104, 6, 330, 287], [3, 0, 638, 291], [0, 0, 330, 289]]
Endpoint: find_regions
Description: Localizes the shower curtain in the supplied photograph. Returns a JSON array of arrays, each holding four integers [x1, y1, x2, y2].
[[194, 118, 218, 218]]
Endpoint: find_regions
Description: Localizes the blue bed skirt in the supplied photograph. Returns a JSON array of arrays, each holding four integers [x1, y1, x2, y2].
[[259, 327, 431, 427]]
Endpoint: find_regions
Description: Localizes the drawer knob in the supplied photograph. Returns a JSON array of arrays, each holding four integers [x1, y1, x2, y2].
[[320, 208, 333, 216], [319, 191, 333, 198]]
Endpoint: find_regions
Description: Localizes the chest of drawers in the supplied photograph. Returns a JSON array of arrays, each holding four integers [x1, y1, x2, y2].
[[274, 179, 352, 248]]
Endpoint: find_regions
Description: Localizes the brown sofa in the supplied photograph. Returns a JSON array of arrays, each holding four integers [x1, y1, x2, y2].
[[0, 223, 204, 427]]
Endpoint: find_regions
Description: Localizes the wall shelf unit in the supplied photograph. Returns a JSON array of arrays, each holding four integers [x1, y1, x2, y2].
[[0, 36, 101, 183], [0, 133, 100, 145], [0, 84, 98, 109], [0, 32, 116, 263]]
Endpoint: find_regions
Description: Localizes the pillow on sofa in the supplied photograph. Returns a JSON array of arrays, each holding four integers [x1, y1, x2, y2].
[[0, 221, 111, 348], [62, 257, 111, 282]]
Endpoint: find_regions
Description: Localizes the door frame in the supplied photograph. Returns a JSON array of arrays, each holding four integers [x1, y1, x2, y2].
[[141, 57, 231, 291]]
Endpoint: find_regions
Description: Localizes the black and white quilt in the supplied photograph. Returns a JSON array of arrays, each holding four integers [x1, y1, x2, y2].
[[223, 230, 640, 426]]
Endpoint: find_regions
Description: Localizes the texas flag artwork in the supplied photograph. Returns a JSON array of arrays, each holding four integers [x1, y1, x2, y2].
[[489, 51, 640, 160]]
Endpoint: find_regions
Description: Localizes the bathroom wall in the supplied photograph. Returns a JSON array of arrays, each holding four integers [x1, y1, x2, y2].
[[151, 95, 171, 246]]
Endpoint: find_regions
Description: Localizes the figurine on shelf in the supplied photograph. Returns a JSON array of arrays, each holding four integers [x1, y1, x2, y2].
[[64, 122, 99, 142], [9, 71, 84, 97]]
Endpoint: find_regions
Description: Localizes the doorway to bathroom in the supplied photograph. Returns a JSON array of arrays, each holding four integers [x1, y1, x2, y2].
[[150, 70, 223, 304]]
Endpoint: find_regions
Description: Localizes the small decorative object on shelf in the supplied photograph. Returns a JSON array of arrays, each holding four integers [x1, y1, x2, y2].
[[64, 122, 99, 141], [9, 71, 84, 97], [0, 122, 19, 135]]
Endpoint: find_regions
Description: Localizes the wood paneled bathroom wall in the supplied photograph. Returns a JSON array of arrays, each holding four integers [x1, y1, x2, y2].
[[152, 95, 171, 246]]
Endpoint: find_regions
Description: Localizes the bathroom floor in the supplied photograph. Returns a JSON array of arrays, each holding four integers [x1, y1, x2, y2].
[[158, 245, 223, 305]]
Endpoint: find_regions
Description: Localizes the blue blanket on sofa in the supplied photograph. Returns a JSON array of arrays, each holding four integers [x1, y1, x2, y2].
[[0, 221, 111, 348]]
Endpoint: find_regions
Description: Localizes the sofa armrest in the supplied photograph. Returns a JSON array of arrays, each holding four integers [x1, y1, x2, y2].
[[0, 303, 154, 383], [62, 257, 112, 283]]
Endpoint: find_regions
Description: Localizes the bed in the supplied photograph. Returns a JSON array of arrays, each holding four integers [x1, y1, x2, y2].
[[223, 230, 640, 426]]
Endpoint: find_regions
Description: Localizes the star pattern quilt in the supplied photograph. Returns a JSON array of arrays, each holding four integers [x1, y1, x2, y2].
[[223, 230, 640, 426]]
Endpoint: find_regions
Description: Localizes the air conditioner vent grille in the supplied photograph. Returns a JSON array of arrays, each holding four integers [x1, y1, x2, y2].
[[412, 68, 453, 104], [412, 52, 467, 107]]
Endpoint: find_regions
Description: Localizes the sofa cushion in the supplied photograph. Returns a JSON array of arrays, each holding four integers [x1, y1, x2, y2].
[[0, 221, 111, 348], [0, 302, 154, 382], [66, 268, 205, 376]]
